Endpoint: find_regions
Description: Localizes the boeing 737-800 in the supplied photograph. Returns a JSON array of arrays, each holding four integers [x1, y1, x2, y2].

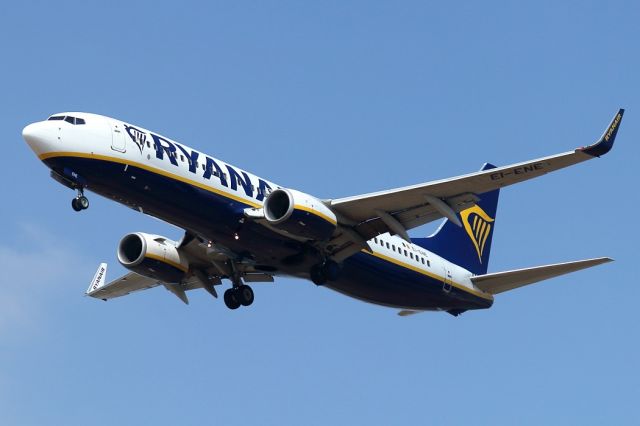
[[22, 109, 623, 315]]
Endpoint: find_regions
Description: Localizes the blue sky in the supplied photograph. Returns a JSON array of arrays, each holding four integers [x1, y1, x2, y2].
[[1, 1, 638, 424]]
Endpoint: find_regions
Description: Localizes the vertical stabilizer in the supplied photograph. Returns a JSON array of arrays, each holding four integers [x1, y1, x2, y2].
[[412, 163, 500, 275]]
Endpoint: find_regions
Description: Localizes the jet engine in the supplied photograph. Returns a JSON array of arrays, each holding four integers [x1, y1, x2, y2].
[[117, 232, 189, 283], [263, 188, 337, 241]]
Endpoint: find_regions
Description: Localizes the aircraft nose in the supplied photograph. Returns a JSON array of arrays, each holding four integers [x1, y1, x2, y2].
[[22, 122, 53, 153]]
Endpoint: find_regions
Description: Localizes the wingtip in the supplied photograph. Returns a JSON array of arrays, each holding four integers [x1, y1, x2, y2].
[[590, 257, 614, 266], [579, 108, 624, 157], [86, 263, 108, 296]]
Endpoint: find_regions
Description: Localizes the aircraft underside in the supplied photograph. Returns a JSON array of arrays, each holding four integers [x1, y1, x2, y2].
[[43, 155, 492, 312]]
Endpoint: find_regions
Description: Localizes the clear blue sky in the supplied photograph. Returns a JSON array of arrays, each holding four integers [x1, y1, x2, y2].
[[1, 1, 638, 425]]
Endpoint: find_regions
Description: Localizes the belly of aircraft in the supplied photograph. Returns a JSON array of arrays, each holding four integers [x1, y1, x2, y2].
[[44, 154, 492, 312]]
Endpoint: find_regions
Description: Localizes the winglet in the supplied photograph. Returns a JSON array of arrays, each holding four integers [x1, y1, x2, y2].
[[87, 263, 108, 296], [579, 109, 624, 157]]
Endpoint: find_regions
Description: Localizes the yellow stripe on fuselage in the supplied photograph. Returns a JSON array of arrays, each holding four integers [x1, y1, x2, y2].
[[38, 151, 263, 209], [362, 249, 494, 301]]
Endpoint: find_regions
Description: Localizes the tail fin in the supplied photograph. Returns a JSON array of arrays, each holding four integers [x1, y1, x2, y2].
[[412, 163, 500, 275]]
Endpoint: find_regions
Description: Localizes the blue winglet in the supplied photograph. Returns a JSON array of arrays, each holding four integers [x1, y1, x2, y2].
[[580, 109, 624, 157]]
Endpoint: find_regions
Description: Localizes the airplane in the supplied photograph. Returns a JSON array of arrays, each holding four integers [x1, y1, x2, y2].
[[22, 109, 624, 316]]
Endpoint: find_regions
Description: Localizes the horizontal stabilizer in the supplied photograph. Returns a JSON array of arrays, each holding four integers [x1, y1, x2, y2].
[[471, 257, 612, 295]]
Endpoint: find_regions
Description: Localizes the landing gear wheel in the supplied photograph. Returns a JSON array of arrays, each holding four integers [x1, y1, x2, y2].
[[322, 260, 340, 281], [78, 196, 89, 210], [224, 288, 241, 310], [310, 264, 327, 286], [311, 260, 341, 286], [71, 198, 82, 212], [237, 285, 254, 306]]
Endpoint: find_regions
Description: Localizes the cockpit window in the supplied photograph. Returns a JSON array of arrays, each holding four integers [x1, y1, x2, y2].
[[48, 115, 86, 125]]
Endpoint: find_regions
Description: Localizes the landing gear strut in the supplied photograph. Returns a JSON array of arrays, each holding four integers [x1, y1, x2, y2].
[[310, 259, 341, 286], [71, 189, 89, 212]]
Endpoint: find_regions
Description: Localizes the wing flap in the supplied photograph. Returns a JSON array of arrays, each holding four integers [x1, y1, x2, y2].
[[471, 257, 613, 295]]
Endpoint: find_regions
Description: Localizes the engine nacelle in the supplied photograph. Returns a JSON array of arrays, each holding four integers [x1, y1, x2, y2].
[[263, 188, 337, 241], [117, 232, 189, 283]]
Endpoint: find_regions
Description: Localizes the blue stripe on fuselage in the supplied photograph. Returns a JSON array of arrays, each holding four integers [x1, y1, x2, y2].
[[328, 251, 492, 310]]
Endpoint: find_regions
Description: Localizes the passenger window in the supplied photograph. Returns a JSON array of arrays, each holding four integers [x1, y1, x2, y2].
[[180, 155, 185, 162], [147, 141, 150, 148], [404, 250, 408, 256], [410, 253, 414, 260], [374, 238, 378, 244], [421, 258, 425, 264], [427, 260, 431, 267], [386, 242, 390, 249]]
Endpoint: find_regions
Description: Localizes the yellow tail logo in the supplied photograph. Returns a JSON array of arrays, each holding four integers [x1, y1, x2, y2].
[[460, 205, 495, 263]]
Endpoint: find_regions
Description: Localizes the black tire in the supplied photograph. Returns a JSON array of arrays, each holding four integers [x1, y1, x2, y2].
[[310, 265, 327, 286], [78, 196, 89, 210], [322, 260, 341, 282], [223, 288, 241, 310], [71, 198, 82, 212], [238, 285, 254, 306]]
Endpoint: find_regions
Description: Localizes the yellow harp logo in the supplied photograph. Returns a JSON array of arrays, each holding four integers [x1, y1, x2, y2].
[[460, 205, 495, 263]]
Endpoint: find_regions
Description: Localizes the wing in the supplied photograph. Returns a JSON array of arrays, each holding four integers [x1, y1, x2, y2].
[[327, 109, 623, 260], [470, 257, 612, 295], [86, 232, 275, 304]]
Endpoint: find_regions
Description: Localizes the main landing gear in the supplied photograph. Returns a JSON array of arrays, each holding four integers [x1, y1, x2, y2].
[[310, 259, 341, 286], [71, 189, 89, 212], [223, 285, 254, 310]]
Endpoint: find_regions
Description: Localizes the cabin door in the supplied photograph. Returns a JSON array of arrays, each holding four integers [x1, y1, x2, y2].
[[443, 268, 453, 293], [111, 123, 126, 152]]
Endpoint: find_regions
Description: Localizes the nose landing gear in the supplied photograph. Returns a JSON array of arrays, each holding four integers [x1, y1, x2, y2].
[[71, 189, 90, 212]]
